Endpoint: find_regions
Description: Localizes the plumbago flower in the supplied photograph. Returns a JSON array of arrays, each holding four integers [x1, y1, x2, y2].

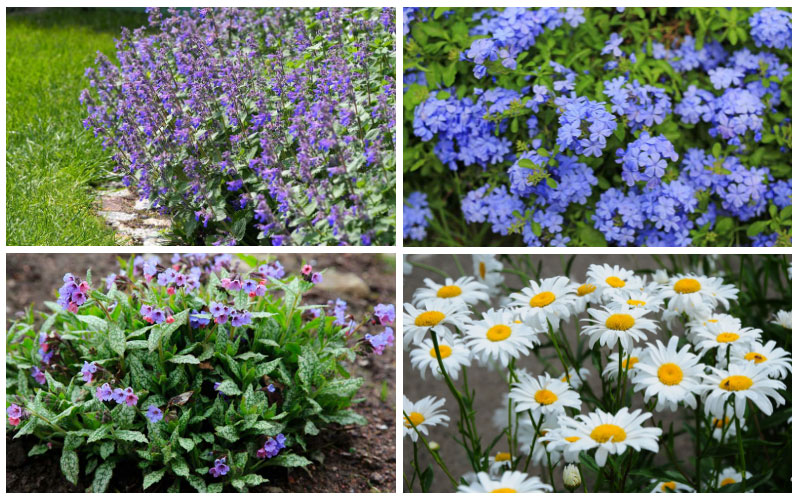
[[6, 254, 395, 492], [404, 7, 791, 247], [403, 255, 790, 492], [82, 8, 396, 246]]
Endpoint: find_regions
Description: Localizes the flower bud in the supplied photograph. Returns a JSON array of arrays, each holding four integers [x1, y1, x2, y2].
[[429, 441, 441, 452], [563, 464, 581, 491]]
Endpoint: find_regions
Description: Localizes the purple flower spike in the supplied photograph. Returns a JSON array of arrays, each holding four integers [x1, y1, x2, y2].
[[96, 383, 114, 401]]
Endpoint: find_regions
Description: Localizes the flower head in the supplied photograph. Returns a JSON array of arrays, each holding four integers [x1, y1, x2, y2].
[[146, 405, 163, 423]]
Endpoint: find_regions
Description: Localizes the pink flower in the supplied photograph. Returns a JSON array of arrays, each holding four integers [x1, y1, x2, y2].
[[301, 264, 312, 275]]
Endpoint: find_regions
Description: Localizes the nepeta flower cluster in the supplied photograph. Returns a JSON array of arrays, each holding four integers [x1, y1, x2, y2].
[[403, 7, 791, 247], [82, 8, 396, 246]]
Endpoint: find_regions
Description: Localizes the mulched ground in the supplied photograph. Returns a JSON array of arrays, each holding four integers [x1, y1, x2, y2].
[[6, 253, 396, 493]]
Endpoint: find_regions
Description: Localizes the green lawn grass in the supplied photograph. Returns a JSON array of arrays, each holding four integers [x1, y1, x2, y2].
[[6, 8, 148, 245]]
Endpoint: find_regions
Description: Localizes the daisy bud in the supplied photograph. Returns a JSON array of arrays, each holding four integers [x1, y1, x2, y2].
[[563, 464, 581, 491], [429, 441, 440, 452]]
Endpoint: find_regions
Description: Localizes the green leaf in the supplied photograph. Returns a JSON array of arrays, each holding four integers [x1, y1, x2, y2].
[[115, 430, 149, 444], [109, 323, 126, 356], [712, 142, 722, 158], [215, 425, 240, 442], [64, 431, 84, 450], [304, 420, 319, 435], [91, 461, 115, 493], [316, 378, 363, 399], [577, 224, 608, 247], [143, 469, 167, 490], [242, 474, 267, 486], [746, 220, 770, 237], [715, 216, 734, 235], [545, 177, 558, 189], [266, 453, 312, 468], [215, 379, 241, 396], [60, 449, 80, 485], [100, 442, 115, 460], [178, 437, 195, 451], [186, 475, 207, 493], [168, 354, 200, 365], [326, 410, 367, 426], [28, 444, 49, 457], [207, 483, 224, 493], [76, 315, 108, 331], [518, 158, 535, 169], [88, 424, 111, 443], [170, 456, 190, 477]]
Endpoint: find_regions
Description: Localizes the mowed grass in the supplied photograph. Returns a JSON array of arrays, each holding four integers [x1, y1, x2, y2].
[[6, 8, 148, 245]]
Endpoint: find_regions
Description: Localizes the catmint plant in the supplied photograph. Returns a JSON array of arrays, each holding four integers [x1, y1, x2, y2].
[[6, 254, 395, 492], [82, 8, 396, 246]]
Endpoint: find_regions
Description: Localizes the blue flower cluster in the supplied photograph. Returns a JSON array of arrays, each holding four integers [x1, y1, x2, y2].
[[413, 89, 512, 170], [461, 184, 524, 236], [604, 77, 672, 131], [749, 7, 792, 50], [403, 191, 432, 241], [554, 94, 617, 157], [616, 132, 679, 188]]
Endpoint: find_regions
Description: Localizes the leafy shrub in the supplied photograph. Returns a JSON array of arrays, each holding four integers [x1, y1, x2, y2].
[[402, 254, 791, 492], [82, 8, 396, 246], [6, 254, 395, 492], [403, 8, 792, 247]]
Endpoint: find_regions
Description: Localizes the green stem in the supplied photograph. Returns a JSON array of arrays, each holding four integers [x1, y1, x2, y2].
[[403, 410, 459, 488], [548, 323, 570, 377], [451, 254, 466, 278], [695, 395, 702, 492], [410, 261, 451, 279], [734, 403, 747, 491]]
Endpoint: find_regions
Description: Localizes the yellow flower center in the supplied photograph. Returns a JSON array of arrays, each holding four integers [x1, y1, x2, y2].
[[719, 375, 753, 391], [565, 436, 580, 443], [494, 452, 511, 462], [590, 424, 627, 443], [437, 285, 462, 298], [708, 319, 718, 323], [744, 352, 767, 364], [627, 299, 646, 306], [674, 278, 701, 294], [720, 478, 736, 487], [605, 313, 635, 331], [534, 389, 558, 405], [657, 362, 684, 386], [716, 332, 740, 343], [621, 357, 639, 369], [560, 375, 570, 383], [491, 488, 517, 493], [529, 291, 556, 307], [415, 311, 445, 327], [606, 276, 626, 288], [577, 283, 596, 296], [404, 411, 425, 428], [661, 481, 677, 492], [712, 416, 730, 428], [486, 324, 512, 342], [429, 345, 452, 359], [479, 262, 487, 279]]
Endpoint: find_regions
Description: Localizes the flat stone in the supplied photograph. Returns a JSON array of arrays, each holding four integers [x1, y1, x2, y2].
[[133, 199, 153, 211], [315, 269, 370, 297], [100, 211, 136, 223], [142, 237, 168, 246], [100, 189, 131, 199], [141, 217, 171, 227]]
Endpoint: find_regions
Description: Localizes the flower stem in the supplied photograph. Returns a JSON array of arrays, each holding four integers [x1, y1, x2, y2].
[[734, 403, 747, 491], [403, 410, 459, 488]]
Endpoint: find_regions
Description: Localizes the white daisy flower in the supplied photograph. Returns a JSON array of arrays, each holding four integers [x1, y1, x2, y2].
[[699, 362, 786, 417], [557, 407, 662, 467], [772, 310, 792, 329], [488, 451, 513, 476], [632, 336, 704, 412], [693, 319, 762, 356], [413, 276, 489, 307], [509, 276, 577, 331], [586, 264, 644, 301], [403, 395, 449, 442], [603, 347, 647, 381], [581, 305, 658, 351], [709, 415, 746, 443], [659, 274, 739, 318], [651, 269, 670, 285], [558, 367, 591, 390], [571, 281, 602, 314], [457, 471, 553, 493], [510, 372, 582, 420], [685, 313, 739, 345], [402, 299, 471, 347], [716, 467, 753, 489], [538, 422, 584, 464], [523, 416, 563, 465], [650, 479, 694, 493], [463, 309, 540, 367], [473, 254, 505, 297], [730, 340, 792, 380], [607, 289, 664, 314], [409, 336, 472, 381]]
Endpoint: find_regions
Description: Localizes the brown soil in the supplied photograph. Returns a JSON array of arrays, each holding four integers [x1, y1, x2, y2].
[[6, 253, 396, 493]]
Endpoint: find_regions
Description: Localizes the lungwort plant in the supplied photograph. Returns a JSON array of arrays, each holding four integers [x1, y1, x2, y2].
[[82, 8, 396, 246], [6, 254, 395, 492]]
